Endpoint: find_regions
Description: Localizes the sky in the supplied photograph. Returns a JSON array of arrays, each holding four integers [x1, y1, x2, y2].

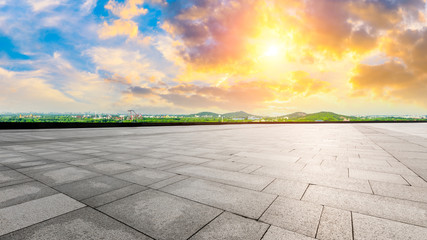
[[0, 0, 427, 115]]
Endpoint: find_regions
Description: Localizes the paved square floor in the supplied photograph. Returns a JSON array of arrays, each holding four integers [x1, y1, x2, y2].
[[0, 123, 427, 239]]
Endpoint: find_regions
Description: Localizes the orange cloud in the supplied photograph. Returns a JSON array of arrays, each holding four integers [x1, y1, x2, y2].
[[105, 0, 147, 20], [99, 19, 139, 39], [100, 0, 148, 39]]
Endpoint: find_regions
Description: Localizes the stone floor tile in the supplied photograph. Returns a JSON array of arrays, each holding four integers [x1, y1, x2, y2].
[[0, 165, 10, 171], [0, 194, 84, 236], [262, 225, 315, 240], [253, 167, 372, 193], [0, 181, 57, 209], [169, 165, 274, 191], [82, 162, 137, 175], [260, 197, 323, 237], [403, 175, 427, 188], [370, 180, 427, 203], [238, 165, 262, 173], [0, 207, 152, 240], [164, 155, 211, 164], [235, 152, 299, 163], [349, 169, 408, 185], [201, 160, 248, 171], [0, 170, 29, 185], [353, 213, 427, 240], [54, 175, 132, 200], [16, 163, 69, 174], [262, 179, 308, 200], [230, 156, 303, 169], [162, 178, 276, 219], [114, 168, 176, 186], [189, 212, 268, 240], [67, 158, 108, 166], [148, 175, 189, 189], [98, 189, 222, 240], [301, 165, 348, 178], [81, 184, 147, 207], [4, 160, 54, 169], [316, 207, 352, 240], [348, 157, 391, 167], [28, 166, 101, 186], [126, 158, 175, 168], [302, 185, 427, 227]]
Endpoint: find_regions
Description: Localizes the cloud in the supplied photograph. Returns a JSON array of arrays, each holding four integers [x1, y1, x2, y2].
[[105, 0, 147, 20], [99, 0, 148, 39], [127, 86, 152, 95], [85, 46, 168, 86], [350, 26, 427, 106], [80, 0, 97, 14], [99, 19, 139, 39], [0, 67, 75, 112], [26, 0, 67, 12], [162, 0, 261, 72], [159, 71, 332, 111], [350, 60, 427, 105]]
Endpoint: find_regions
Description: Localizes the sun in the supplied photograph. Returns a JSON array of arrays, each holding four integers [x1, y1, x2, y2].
[[264, 45, 280, 57]]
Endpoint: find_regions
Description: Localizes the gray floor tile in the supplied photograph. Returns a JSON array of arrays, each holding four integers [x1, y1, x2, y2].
[[54, 175, 133, 200], [316, 207, 352, 240], [114, 168, 176, 186], [83, 162, 137, 175], [82, 184, 147, 207], [169, 165, 274, 191], [302, 185, 427, 227], [98, 189, 222, 240], [260, 197, 323, 237], [189, 212, 268, 240], [0, 207, 152, 240], [262, 226, 315, 240], [28, 167, 101, 186], [0, 181, 57, 209], [253, 166, 372, 193], [162, 178, 276, 219], [126, 158, 175, 168], [0, 170, 29, 185], [370, 180, 427, 203], [262, 179, 308, 200], [353, 213, 427, 240], [0, 194, 84, 236], [201, 160, 248, 171], [350, 169, 408, 185]]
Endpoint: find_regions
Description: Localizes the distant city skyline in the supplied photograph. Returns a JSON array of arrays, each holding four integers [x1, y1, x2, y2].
[[1, 1, 427, 115]]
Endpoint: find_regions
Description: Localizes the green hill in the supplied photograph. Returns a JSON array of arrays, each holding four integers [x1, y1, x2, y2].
[[282, 112, 307, 120], [186, 112, 220, 118], [281, 111, 355, 121], [222, 111, 259, 119]]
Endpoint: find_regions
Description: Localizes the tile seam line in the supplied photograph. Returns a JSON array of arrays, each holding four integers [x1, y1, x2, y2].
[[184, 210, 225, 240], [0, 205, 86, 238], [155, 187, 268, 221], [354, 125, 426, 182], [90, 207, 156, 240], [259, 224, 272, 240], [257, 195, 279, 221], [314, 205, 325, 239]]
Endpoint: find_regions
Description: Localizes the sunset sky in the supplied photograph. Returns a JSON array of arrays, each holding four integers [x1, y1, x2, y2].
[[1, 0, 427, 115]]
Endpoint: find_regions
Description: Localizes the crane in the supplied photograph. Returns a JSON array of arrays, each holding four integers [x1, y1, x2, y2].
[[128, 110, 137, 121]]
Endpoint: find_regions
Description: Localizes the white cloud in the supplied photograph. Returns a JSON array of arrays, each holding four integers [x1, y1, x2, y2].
[[0, 67, 75, 112], [80, 0, 97, 14], [85, 46, 166, 84], [26, 0, 67, 12]]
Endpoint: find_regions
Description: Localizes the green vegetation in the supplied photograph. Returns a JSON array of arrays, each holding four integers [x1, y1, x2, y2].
[[0, 111, 426, 123]]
